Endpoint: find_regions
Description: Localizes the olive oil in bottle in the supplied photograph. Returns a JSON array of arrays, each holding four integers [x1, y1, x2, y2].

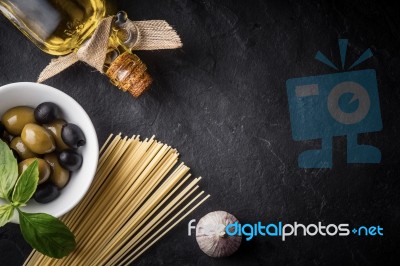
[[0, 0, 152, 97]]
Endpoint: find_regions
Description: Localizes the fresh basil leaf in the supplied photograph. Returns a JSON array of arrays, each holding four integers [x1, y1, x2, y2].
[[18, 211, 76, 259], [12, 160, 39, 206], [0, 204, 14, 227], [0, 139, 18, 200]]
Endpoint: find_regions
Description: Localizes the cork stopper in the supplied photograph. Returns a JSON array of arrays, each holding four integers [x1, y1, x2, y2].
[[105, 52, 152, 97]]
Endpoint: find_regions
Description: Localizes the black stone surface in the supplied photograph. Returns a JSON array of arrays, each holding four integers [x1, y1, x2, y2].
[[1, 0, 400, 265]]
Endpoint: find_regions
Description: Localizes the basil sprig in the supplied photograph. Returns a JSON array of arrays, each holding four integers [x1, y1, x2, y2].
[[12, 160, 39, 205], [0, 139, 76, 258], [0, 138, 18, 199], [0, 204, 14, 227]]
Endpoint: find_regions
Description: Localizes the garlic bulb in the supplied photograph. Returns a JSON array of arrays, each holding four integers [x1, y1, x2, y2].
[[196, 211, 241, 257]]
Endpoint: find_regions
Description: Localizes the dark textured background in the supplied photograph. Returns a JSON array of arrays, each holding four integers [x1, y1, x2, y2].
[[1, 0, 400, 265]]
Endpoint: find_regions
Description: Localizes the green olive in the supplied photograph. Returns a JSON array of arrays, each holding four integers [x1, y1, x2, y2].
[[1, 106, 35, 135], [19, 158, 50, 184], [44, 153, 70, 189], [21, 123, 55, 154], [10, 137, 38, 160], [43, 120, 69, 150]]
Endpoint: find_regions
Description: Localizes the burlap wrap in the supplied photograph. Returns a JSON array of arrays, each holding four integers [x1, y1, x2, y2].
[[38, 17, 182, 83]]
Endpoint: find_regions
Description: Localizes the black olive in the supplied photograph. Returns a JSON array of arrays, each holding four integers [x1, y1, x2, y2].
[[0, 122, 4, 137], [2, 131, 14, 144], [61, 123, 86, 149], [34, 102, 62, 124], [11, 149, 20, 162], [34, 183, 60, 203], [58, 150, 83, 171]]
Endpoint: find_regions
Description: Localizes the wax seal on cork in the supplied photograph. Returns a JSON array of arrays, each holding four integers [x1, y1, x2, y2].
[[105, 52, 153, 97]]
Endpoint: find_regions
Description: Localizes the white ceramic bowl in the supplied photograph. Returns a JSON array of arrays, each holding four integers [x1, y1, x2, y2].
[[0, 82, 98, 223]]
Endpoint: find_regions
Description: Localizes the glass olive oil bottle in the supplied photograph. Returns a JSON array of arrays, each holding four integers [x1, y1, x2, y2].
[[0, 0, 152, 97]]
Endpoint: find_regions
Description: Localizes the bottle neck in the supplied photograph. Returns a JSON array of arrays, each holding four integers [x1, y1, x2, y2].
[[102, 16, 152, 97]]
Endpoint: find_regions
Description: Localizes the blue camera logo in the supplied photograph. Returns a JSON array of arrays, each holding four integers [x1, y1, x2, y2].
[[286, 39, 382, 168]]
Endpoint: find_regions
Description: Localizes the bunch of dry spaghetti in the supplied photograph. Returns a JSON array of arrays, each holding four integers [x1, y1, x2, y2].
[[24, 134, 210, 266]]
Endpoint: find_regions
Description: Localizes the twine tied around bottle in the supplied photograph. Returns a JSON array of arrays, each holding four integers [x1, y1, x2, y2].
[[37, 15, 182, 83]]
